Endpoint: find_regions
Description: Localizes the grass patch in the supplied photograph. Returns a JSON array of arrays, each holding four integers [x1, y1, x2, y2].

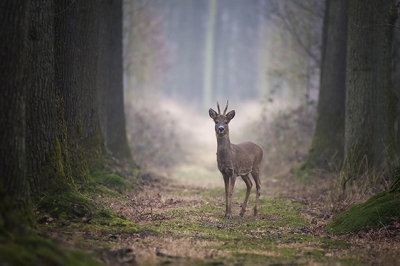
[[135, 186, 356, 265]]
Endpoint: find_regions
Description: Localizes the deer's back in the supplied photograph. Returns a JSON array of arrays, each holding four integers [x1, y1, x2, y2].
[[231, 142, 263, 176]]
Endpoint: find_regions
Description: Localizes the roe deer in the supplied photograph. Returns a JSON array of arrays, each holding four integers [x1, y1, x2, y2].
[[209, 101, 263, 219]]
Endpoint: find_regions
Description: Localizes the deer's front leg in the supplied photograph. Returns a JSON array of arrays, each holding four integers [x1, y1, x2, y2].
[[226, 175, 236, 219], [222, 168, 235, 219], [223, 175, 230, 218]]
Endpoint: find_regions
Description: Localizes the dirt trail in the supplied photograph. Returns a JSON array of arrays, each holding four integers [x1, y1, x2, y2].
[[95, 173, 399, 266]]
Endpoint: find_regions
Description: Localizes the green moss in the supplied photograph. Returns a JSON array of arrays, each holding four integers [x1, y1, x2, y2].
[[292, 160, 312, 182], [30, 138, 75, 197], [327, 190, 400, 234], [0, 234, 102, 266], [82, 127, 105, 171], [72, 146, 92, 185], [0, 186, 35, 236], [91, 170, 128, 192], [36, 191, 95, 222]]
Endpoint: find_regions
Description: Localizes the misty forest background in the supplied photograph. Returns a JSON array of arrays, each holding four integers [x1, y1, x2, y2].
[[1, 0, 400, 264]]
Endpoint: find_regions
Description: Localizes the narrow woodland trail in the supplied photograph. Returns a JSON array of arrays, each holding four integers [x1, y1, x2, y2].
[[92, 101, 400, 265], [95, 174, 400, 266]]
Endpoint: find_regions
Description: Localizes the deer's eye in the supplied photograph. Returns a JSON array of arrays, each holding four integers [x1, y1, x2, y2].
[[215, 121, 218, 125], [224, 122, 228, 125]]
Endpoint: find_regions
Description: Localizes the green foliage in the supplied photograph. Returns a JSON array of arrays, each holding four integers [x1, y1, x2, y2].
[[327, 190, 400, 234]]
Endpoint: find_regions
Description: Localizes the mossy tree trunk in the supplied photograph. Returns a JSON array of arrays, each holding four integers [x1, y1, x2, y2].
[[0, 0, 33, 231], [308, 0, 347, 170], [27, 0, 75, 198], [98, 0, 134, 167], [345, 0, 397, 170], [54, 0, 105, 181]]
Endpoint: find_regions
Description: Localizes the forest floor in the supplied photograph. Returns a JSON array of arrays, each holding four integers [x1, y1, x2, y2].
[[37, 168, 400, 266]]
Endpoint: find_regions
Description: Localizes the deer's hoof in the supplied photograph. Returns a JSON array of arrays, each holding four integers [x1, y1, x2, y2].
[[225, 213, 232, 219]]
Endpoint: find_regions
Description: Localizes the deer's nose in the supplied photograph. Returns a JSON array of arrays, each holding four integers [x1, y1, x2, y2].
[[218, 126, 224, 133]]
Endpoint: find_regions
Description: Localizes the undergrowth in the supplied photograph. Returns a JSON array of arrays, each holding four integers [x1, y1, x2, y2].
[[125, 98, 187, 173], [246, 103, 316, 177]]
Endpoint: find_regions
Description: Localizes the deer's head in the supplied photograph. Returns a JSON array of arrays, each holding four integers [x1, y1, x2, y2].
[[209, 101, 235, 137]]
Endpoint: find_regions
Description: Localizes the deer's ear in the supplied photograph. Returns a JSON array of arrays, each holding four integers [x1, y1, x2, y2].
[[226, 110, 235, 121], [209, 108, 218, 119]]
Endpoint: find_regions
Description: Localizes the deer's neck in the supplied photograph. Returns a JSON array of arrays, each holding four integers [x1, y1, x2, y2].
[[216, 135, 233, 158]]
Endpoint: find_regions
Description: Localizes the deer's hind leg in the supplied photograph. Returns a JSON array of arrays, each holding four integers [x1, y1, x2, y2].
[[240, 174, 253, 217], [251, 170, 261, 216]]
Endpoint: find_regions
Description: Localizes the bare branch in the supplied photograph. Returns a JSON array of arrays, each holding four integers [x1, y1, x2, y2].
[[274, 8, 320, 65], [292, 1, 325, 19]]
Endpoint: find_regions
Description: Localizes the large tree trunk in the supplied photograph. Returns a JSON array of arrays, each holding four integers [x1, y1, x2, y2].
[[392, 2, 400, 156], [27, 0, 75, 197], [308, 0, 347, 169], [98, 0, 133, 166], [54, 0, 105, 180], [345, 0, 397, 169], [0, 1, 32, 230]]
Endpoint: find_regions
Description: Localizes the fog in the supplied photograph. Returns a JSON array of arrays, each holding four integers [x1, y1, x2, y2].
[[123, 0, 323, 184]]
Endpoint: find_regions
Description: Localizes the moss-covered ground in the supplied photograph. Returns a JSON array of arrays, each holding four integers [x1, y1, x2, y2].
[[3, 170, 399, 265], [88, 174, 400, 265]]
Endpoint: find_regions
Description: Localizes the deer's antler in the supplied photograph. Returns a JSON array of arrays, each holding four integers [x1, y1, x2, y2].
[[217, 101, 221, 115], [223, 100, 229, 115]]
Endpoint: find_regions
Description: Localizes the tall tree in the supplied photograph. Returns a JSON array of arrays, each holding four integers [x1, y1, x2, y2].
[[0, 0, 32, 230], [308, 0, 347, 169], [392, 4, 400, 155], [203, 0, 217, 111], [54, 0, 105, 181], [27, 0, 75, 197], [98, 0, 133, 166], [345, 0, 397, 169]]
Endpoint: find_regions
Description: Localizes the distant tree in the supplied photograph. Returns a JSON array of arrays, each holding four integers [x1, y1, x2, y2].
[[98, 0, 133, 166], [345, 0, 397, 170], [203, 0, 216, 111], [268, 0, 325, 108], [0, 0, 32, 231], [308, 0, 347, 169]]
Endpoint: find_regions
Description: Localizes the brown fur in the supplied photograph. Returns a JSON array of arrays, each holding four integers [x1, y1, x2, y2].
[[209, 101, 263, 218]]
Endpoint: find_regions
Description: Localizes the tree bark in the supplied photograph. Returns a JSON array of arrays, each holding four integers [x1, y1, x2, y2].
[[27, 0, 74, 197], [98, 0, 134, 166], [54, 0, 105, 179], [308, 0, 347, 169], [345, 0, 397, 168], [0, 0, 32, 230]]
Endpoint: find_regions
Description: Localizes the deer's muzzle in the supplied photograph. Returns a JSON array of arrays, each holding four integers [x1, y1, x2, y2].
[[218, 126, 224, 133]]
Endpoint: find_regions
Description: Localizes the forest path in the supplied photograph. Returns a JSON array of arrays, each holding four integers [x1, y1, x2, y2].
[[96, 174, 399, 266]]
